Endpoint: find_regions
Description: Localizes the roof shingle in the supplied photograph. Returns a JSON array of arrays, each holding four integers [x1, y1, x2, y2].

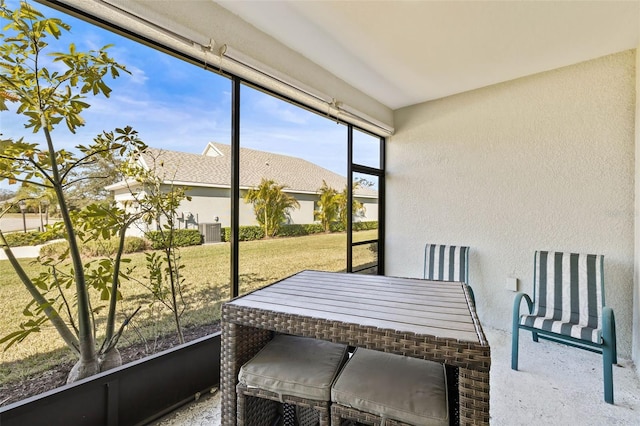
[[139, 143, 377, 197]]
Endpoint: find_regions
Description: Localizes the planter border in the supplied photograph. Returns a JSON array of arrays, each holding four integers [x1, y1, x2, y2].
[[0, 332, 221, 426]]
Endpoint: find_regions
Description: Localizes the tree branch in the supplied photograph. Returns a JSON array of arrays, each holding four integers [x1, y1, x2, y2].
[[52, 266, 79, 336], [0, 175, 51, 189], [62, 174, 111, 189], [0, 230, 79, 354], [60, 146, 116, 183], [104, 214, 139, 343]]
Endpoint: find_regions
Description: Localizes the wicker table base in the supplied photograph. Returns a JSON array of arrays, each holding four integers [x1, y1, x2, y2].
[[221, 271, 491, 425]]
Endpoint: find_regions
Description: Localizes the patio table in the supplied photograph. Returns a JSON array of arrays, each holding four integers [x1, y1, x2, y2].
[[220, 270, 490, 425]]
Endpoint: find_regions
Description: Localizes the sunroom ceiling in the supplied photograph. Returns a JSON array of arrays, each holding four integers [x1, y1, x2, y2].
[[215, 1, 640, 110]]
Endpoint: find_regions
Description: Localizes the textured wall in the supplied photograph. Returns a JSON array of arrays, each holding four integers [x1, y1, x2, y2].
[[387, 51, 636, 357], [635, 47, 640, 367]]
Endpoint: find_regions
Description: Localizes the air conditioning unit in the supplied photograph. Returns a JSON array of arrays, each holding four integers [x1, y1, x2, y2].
[[198, 222, 221, 244]]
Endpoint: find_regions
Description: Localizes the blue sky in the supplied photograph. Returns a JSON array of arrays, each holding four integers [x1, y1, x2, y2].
[[1, 1, 381, 191]]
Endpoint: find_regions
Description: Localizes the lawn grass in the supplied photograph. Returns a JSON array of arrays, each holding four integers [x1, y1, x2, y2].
[[0, 230, 377, 384]]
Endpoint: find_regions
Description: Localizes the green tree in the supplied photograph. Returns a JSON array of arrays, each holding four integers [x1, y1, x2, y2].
[[12, 182, 57, 215], [66, 153, 122, 209], [0, 188, 14, 201], [314, 180, 339, 232], [14, 182, 40, 212], [123, 153, 191, 345], [244, 178, 300, 237], [337, 179, 367, 229], [0, 1, 145, 382]]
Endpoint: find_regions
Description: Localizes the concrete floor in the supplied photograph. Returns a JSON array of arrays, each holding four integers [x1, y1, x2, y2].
[[150, 327, 640, 425]]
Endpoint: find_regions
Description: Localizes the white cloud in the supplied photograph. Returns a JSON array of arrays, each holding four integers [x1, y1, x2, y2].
[[0, 0, 372, 190], [250, 94, 310, 125], [125, 65, 149, 85]]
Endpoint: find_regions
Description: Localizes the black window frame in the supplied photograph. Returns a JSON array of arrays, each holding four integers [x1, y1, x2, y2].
[[39, 0, 386, 296]]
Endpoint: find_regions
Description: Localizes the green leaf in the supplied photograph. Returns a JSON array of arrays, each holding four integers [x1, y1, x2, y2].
[[34, 277, 48, 291], [0, 330, 26, 345], [0, 330, 30, 351]]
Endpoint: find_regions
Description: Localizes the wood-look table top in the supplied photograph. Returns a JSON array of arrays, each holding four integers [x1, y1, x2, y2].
[[226, 270, 486, 345]]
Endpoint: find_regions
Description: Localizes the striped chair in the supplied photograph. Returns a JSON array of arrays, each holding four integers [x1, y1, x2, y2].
[[424, 243, 474, 304], [511, 251, 617, 403]]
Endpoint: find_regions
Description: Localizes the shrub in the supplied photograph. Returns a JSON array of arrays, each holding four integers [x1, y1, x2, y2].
[[146, 229, 203, 249], [329, 222, 344, 233], [329, 221, 378, 233], [81, 237, 149, 257], [220, 222, 378, 241], [221, 226, 265, 242], [354, 221, 378, 231], [123, 236, 148, 253], [277, 223, 324, 237], [39, 236, 148, 258], [4, 229, 65, 247]]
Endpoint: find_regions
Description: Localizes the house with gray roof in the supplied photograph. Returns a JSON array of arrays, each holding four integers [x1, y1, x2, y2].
[[106, 142, 378, 238]]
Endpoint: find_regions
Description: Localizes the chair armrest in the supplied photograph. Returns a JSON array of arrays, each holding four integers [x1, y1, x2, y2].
[[465, 284, 476, 307], [512, 292, 533, 327], [511, 292, 534, 370], [602, 306, 615, 331]]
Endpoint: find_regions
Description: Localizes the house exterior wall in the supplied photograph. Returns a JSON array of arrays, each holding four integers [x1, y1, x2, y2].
[[387, 50, 636, 357], [113, 186, 379, 236], [180, 187, 231, 228], [287, 193, 317, 225], [360, 199, 379, 222]]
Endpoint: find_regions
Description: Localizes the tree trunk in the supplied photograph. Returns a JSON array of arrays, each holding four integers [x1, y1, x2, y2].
[[100, 348, 123, 372], [66, 358, 100, 384], [43, 123, 98, 382], [66, 348, 123, 384]]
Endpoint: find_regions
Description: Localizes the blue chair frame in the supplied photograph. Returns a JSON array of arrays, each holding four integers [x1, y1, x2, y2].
[[511, 251, 617, 403]]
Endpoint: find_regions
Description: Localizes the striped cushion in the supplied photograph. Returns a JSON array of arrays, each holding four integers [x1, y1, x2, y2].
[[519, 251, 604, 344], [424, 244, 469, 283]]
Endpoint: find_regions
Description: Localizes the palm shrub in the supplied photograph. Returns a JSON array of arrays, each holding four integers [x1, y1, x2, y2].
[[337, 179, 367, 230], [244, 178, 300, 237], [314, 180, 339, 232]]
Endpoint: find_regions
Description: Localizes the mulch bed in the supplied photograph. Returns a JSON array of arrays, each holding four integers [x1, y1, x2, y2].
[[0, 322, 220, 407]]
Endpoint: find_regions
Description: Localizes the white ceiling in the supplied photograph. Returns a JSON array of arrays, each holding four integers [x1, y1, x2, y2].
[[216, 1, 640, 110]]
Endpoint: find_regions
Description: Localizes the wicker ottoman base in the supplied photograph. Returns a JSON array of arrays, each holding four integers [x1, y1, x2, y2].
[[331, 404, 412, 426], [237, 383, 330, 426]]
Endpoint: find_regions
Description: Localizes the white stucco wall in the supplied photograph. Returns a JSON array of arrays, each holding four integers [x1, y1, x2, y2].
[[287, 194, 316, 225], [634, 47, 640, 368], [114, 185, 379, 235], [387, 50, 636, 357], [181, 187, 231, 227], [359, 200, 379, 222]]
